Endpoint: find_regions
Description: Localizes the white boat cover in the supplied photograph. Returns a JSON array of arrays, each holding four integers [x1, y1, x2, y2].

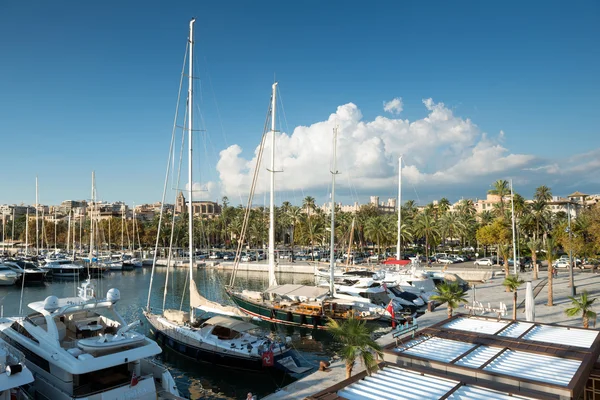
[[263, 284, 329, 300], [203, 316, 257, 332]]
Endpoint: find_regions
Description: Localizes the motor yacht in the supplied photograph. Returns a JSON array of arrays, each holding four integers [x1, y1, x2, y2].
[[0, 337, 34, 399], [0, 264, 19, 286], [0, 280, 181, 399], [41, 259, 84, 278], [1, 260, 47, 285]]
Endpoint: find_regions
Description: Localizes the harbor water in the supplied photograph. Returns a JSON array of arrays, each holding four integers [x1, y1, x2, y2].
[[0, 267, 345, 399]]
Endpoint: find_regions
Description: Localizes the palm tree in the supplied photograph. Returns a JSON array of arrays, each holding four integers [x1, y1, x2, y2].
[[286, 206, 303, 248], [413, 212, 439, 260], [502, 274, 525, 320], [534, 185, 552, 203], [479, 210, 494, 226], [565, 291, 597, 329], [364, 216, 390, 257], [327, 317, 383, 379], [545, 237, 556, 306], [430, 282, 468, 318], [302, 196, 316, 216], [527, 239, 541, 280], [531, 199, 550, 241], [438, 198, 451, 216], [439, 212, 463, 250], [488, 179, 510, 216]]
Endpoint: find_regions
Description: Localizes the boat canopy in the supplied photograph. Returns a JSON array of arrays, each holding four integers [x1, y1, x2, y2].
[[203, 316, 257, 332], [263, 284, 329, 300]]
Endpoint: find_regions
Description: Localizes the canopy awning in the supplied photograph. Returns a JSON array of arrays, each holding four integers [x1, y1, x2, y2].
[[203, 316, 257, 332]]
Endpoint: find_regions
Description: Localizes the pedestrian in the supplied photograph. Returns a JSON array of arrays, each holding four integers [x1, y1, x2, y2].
[[553, 266, 558, 278], [246, 392, 256, 400]]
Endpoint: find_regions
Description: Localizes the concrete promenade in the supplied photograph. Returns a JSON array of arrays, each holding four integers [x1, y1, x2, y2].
[[262, 269, 600, 400]]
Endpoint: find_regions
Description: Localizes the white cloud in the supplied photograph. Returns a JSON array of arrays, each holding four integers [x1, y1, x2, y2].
[[185, 181, 219, 200], [215, 98, 599, 201], [383, 97, 403, 115]]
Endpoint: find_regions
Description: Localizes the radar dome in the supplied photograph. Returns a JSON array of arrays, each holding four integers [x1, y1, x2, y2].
[[43, 296, 59, 311], [107, 288, 120, 303]]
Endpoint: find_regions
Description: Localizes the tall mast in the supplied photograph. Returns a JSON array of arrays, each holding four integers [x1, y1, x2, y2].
[[66, 211, 71, 254], [396, 156, 402, 261], [89, 171, 95, 260], [329, 126, 339, 296], [25, 209, 29, 257], [268, 82, 278, 288], [510, 179, 517, 275], [54, 208, 57, 254], [188, 18, 196, 315], [35, 176, 39, 256]]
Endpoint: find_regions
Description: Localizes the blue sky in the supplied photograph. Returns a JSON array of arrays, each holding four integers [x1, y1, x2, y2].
[[1, 1, 598, 208]]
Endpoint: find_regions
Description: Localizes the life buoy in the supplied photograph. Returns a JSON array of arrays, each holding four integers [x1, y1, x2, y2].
[[360, 311, 369, 318]]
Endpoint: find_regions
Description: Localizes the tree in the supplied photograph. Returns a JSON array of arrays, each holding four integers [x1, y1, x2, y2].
[[565, 291, 597, 329], [364, 216, 390, 257], [413, 212, 439, 260], [430, 282, 468, 318], [488, 179, 510, 216], [527, 239, 541, 280], [545, 237, 557, 306], [327, 317, 383, 379], [438, 198, 451, 216], [302, 196, 316, 216], [502, 274, 525, 320], [534, 185, 552, 203]]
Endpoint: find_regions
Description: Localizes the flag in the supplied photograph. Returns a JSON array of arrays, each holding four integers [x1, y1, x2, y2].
[[130, 372, 139, 387], [262, 344, 274, 367], [386, 300, 396, 328]]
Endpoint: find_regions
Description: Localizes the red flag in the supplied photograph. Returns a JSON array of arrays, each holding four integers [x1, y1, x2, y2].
[[130, 372, 139, 387], [386, 300, 396, 328], [262, 345, 274, 367]]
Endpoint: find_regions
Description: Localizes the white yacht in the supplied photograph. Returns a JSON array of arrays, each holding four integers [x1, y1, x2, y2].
[[381, 267, 439, 302], [333, 277, 418, 318], [146, 311, 300, 372], [0, 280, 181, 400], [2, 261, 47, 285], [41, 259, 84, 278], [0, 338, 34, 399], [0, 264, 19, 286]]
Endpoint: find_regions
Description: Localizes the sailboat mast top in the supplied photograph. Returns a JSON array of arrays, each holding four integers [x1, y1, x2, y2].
[[396, 156, 402, 261], [329, 126, 339, 296], [268, 82, 278, 288], [188, 18, 195, 314]]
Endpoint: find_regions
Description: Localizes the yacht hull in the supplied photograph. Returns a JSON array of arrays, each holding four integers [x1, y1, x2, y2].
[[226, 290, 329, 330], [0, 275, 18, 286], [146, 313, 290, 372]]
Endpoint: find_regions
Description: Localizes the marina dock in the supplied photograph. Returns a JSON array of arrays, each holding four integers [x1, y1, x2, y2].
[[262, 270, 600, 400]]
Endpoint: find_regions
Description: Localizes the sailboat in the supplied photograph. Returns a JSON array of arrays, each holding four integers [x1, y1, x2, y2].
[[144, 19, 295, 372], [226, 102, 383, 329]]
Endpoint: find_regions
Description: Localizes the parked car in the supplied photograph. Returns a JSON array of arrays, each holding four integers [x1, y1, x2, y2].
[[474, 258, 493, 267], [522, 257, 542, 269], [438, 258, 454, 265], [553, 260, 570, 269]]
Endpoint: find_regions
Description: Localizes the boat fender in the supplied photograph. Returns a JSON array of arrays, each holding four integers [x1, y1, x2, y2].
[[361, 311, 369, 318]]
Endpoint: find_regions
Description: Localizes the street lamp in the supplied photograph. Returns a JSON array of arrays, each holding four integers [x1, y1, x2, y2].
[[567, 202, 576, 296]]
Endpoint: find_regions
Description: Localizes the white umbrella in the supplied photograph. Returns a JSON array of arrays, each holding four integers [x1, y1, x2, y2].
[[525, 281, 535, 322]]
